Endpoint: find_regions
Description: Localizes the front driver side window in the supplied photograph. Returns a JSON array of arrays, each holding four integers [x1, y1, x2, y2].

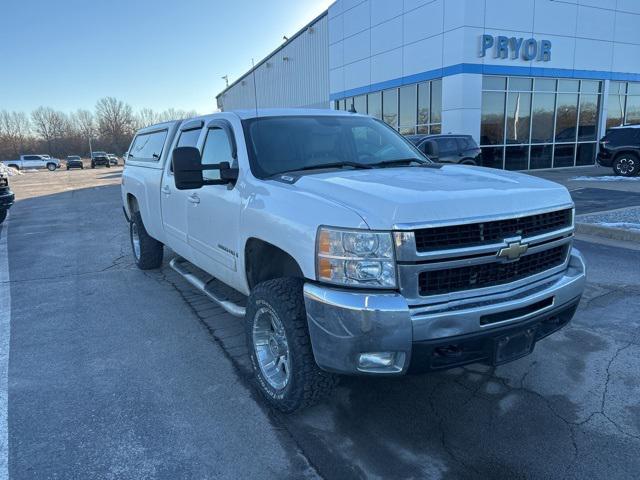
[[201, 128, 233, 181]]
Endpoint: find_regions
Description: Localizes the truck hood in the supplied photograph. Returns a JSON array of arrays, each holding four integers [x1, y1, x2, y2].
[[293, 165, 573, 229]]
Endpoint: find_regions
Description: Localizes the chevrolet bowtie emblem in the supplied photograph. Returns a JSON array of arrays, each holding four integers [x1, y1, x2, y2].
[[498, 241, 529, 261]]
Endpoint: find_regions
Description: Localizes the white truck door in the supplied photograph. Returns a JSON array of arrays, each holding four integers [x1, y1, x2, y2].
[[22, 156, 41, 168], [160, 125, 203, 259], [187, 123, 241, 279]]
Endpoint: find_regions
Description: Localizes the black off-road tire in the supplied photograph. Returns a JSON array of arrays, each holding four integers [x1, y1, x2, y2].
[[0, 210, 6, 224], [47, 163, 56, 171], [130, 211, 163, 270], [613, 153, 640, 177], [246, 278, 336, 413], [106, 163, 111, 168], [91, 163, 95, 169]]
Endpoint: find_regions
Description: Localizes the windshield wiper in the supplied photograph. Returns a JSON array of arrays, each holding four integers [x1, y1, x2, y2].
[[290, 161, 374, 172], [368, 158, 428, 168]]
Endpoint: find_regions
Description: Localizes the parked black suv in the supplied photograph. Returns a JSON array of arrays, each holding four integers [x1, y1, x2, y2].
[[0, 172, 15, 224], [91, 151, 111, 169], [406, 134, 482, 165], [597, 126, 640, 177]]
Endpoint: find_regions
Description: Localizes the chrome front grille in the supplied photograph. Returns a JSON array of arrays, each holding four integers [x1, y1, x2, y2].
[[394, 206, 574, 305], [414, 208, 573, 252], [417, 245, 568, 296]]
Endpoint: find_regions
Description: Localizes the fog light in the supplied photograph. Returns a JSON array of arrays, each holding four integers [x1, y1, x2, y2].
[[357, 352, 406, 373]]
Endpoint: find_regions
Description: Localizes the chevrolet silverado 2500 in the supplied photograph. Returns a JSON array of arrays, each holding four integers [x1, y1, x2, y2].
[[121, 109, 586, 412]]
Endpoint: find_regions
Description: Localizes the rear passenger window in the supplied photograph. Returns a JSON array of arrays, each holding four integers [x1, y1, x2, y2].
[[201, 128, 233, 181], [129, 130, 168, 161], [457, 137, 477, 150], [434, 138, 458, 155]]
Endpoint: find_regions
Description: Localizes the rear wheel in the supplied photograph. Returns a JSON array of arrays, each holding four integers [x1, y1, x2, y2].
[[613, 154, 640, 177], [246, 278, 336, 412], [130, 211, 163, 269]]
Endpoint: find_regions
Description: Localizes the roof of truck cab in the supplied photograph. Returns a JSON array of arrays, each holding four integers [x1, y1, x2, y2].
[[230, 108, 365, 120]]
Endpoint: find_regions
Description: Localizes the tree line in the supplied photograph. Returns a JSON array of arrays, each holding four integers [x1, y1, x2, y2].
[[0, 97, 198, 160]]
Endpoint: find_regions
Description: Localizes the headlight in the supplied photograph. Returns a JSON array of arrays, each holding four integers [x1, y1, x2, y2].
[[316, 227, 396, 288]]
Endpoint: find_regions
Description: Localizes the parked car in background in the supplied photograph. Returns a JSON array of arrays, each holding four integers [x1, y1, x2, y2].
[[406, 134, 482, 165], [1, 154, 60, 171], [0, 169, 15, 224], [66, 156, 84, 170], [122, 110, 585, 412], [597, 126, 640, 177], [107, 154, 118, 166], [91, 151, 111, 169]]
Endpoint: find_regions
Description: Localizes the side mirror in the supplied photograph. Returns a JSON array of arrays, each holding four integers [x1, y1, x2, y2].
[[219, 161, 239, 183], [173, 146, 204, 190], [422, 140, 439, 161]]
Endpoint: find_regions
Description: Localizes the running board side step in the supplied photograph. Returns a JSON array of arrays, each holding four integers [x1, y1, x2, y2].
[[169, 257, 246, 318]]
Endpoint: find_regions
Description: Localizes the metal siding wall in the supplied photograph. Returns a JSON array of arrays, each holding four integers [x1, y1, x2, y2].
[[218, 16, 329, 111]]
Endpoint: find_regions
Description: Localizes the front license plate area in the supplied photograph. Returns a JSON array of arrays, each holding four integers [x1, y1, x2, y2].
[[494, 328, 536, 365]]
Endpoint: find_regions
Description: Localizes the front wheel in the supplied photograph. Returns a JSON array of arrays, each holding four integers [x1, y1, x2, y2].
[[613, 154, 640, 177], [129, 211, 163, 269], [246, 278, 336, 413], [0, 210, 6, 224], [47, 163, 56, 171], [106, 163, 111, 168]]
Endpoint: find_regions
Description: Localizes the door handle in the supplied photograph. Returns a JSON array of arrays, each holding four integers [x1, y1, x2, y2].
[[188, 193, 200, 204], [162, 185, 171, 195]]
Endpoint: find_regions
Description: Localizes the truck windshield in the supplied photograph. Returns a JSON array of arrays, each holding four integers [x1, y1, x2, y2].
[[242, 115, 429, 178]]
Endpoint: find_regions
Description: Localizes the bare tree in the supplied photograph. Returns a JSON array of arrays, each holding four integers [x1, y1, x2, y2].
[[136, 108, 161, 129], [0, 111, 31, 158], [31, 107, 67, 156], [157, 108, 199, 123], [95, 97, 135, 153]]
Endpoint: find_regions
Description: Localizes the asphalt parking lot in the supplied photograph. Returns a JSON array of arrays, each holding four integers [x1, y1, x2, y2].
[[2, 166, 639, 479]]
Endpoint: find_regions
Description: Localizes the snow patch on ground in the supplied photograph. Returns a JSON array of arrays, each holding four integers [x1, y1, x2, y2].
[[570, 175, 640, 182], [0, 164, 22, 176], [597, 222, 640, 232]]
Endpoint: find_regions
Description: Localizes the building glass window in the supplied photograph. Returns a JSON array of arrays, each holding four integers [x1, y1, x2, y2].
[[353, 95, 367, 115], [481, 76, 602, 169], [335, 79, 442, 135], [399, 85, 417, 134], [382, 89, 398, 128], [605, 81, 640, 129], [368, 92, 382, 120]]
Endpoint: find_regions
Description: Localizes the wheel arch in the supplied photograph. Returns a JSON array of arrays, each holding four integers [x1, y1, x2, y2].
[[244, 238, 306, 291]]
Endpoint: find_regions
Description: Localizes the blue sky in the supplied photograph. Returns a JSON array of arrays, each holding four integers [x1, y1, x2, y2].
[[0, 0, 332, 114]]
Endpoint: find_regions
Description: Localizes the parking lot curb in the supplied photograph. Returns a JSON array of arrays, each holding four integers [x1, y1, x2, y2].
[[576, 222, 640, 243]]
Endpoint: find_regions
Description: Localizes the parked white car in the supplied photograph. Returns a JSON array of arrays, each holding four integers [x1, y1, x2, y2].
[[121, 109, 586, 412], [2, 154, 60, 171]]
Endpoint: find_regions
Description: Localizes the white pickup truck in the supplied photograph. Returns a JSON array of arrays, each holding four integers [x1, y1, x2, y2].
[[2, 154, 60, 171], [121, 109, 586, 412]]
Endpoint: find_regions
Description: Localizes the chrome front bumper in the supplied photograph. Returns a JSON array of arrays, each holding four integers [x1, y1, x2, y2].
[[303, 247, 586, 375]]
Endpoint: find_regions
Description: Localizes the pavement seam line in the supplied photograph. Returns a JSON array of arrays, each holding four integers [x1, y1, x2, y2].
[[0, 218, 10, 480]]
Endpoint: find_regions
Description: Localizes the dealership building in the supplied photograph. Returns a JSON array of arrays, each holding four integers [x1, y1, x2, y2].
[[216, 0, 640, 170]]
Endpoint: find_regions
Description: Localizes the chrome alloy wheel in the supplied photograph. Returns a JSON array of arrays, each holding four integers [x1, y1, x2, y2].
[[616, 157, 636, 175], [131, 222, 141, 260], [252, 306, 291, 390]]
